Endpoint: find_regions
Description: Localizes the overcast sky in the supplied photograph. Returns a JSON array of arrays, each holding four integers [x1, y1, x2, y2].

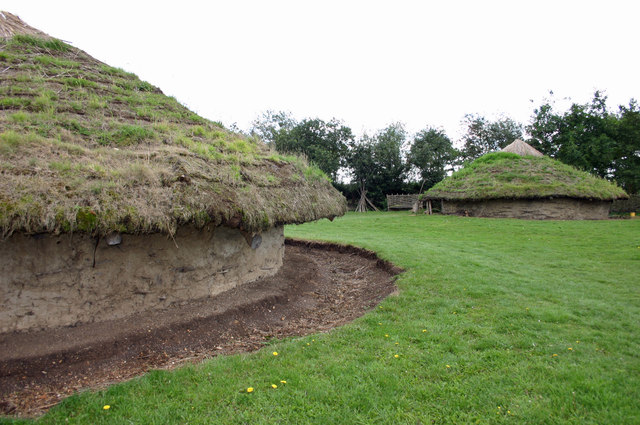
[[4, 0, 639, 139]]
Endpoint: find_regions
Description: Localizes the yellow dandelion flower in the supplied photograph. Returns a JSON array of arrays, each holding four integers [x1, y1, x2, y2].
[[422, 329, 427, 333], [508, 410, 511, 414], [272, 351, 278, 356], [306, 343, 310, 346], [247, 387, 254, 393], [280, 380, 287, 384], [378, 322, 382, 325], [446, 364, 450, 368], [385, 334, 389, 338], [103, 405, 110, 410], [395, 342, 399, 345], [271, 384, 278, 389], [552, 353, 558, 357], [498, 406, 501, 409], [568, 347, 573, 351], [394, 354, 399, 358], [576, 340, 580, 343]]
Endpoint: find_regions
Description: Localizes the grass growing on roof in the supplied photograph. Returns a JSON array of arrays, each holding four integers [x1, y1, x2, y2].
[[3, 212, 639, 424], [423, 152, 627, 201], [0, 34, 346, 236]]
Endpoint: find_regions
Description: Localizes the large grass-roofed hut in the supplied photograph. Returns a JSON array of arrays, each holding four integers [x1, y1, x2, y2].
[[422, 140, 627, 220], [0, 12, 346, 332]]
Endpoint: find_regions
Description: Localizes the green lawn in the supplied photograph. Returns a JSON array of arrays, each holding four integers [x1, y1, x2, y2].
[[4, 212, 640, 424]]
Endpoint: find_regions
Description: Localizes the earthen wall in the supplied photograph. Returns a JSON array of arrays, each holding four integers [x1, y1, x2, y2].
[[0, 225, 284, 332], [441, 198, 611, 220]]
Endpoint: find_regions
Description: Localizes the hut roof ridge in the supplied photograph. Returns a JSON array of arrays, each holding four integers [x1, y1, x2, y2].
[[501, 139, 544, 157], [0, 11, 49, 38]]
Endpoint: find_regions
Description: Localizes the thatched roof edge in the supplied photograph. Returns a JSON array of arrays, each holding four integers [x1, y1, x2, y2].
[[0, 18, 346, 238]]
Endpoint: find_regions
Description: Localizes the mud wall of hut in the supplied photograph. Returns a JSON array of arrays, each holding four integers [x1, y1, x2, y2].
[[441, 198, 612, 220], [0, 225, 284, 332]]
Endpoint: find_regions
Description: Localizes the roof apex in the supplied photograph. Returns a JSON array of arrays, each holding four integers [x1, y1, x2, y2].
[[501, 139, 544, 157], [0, 11, 49, 38]]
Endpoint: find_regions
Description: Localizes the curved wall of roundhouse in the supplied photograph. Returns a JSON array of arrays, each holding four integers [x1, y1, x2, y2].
[[441, 198, 611, 220], [0, 225, 284, 332]]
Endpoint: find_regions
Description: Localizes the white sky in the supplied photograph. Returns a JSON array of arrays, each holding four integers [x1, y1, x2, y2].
[[3, 0, 639, 140]]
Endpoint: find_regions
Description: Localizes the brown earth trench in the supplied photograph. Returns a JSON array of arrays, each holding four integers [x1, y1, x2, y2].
[[0, 239, 401, 417]]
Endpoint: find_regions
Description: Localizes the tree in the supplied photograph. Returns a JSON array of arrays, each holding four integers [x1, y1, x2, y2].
[[527, 92, 640, 192], [251, 113, 353, 182], [612, 101, 640, 193], [249, 110, 295, 146], [525, 94, 563, 156], [275, 118, 353, 181], [370, 122, 407, 195], [460, 114, 523, 161], [528, 91, 619, 179], [407, 127, 458, 191], [345, 123, 408, 208], [558, 97, 618, 179]]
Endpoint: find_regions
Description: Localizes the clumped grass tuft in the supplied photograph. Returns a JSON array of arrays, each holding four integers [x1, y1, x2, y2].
[[34, 55, 79, 68], [9, 112, 28, 123], [0, 51, 19, 62], [10, 34, 70, 52], [303, 163, 330, 182], [136, 81, 155, 92], [0, 97, 28, 109], [63, 77, 98, 89], [99, 65, 136, 79], [0, 131, 40, 154], [99, 125, 155, 146], [120, 163, 158, 186], [59, 120, 92, 137], [48, 160, 73, 172]]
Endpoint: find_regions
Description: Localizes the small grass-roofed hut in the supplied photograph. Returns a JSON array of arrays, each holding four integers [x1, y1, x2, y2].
[[422, 140, 627, 220], [0, 12, 346, 332]]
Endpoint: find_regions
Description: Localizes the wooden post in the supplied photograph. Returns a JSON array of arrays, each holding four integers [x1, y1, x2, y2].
[[411, 201, 419, 214]]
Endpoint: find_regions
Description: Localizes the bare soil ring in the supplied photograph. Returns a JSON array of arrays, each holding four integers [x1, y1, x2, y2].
[[0, 239, 401, 417]]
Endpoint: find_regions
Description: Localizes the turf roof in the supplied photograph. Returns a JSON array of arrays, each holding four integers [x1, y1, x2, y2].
[[0, 13, 346, 238], [422, 152, 628, 201]]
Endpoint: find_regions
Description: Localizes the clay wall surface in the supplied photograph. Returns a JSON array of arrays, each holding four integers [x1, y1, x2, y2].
[[0, 225, 284, 332], [441, 198, 611, 220]]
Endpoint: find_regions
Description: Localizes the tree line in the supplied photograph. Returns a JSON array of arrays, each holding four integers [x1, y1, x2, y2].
[[250, 92, 640, 208]]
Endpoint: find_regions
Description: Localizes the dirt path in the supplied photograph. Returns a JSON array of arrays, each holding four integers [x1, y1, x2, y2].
[[0, 239, 401, 417]]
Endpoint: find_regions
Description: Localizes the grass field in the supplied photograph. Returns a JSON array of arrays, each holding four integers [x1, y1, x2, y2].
[[4, 212, 639, 424]]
